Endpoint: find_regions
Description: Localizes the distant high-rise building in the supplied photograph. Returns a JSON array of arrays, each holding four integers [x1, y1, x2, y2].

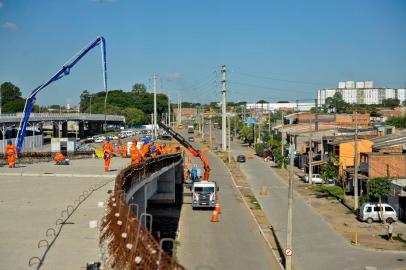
[[317, 81, 406, 105]]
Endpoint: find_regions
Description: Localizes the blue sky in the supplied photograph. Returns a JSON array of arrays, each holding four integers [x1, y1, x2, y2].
[[0, 0, 405, 106]]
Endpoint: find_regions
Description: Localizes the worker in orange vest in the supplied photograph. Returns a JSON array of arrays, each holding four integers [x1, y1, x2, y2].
[[102, 138, 114, 172], [54, 152, 69, 165], [4, 140, 17, 168], [116, 144, 121, 156], [122, 144, 127, 158], [130, 139, 142, 165]]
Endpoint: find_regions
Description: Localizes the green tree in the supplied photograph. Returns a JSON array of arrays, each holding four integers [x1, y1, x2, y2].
[[0, 82, 25, 113], [386, 116, 406, 128], [320, 163, 338, 183], [132, 83, 147, 96], [368, 177, 391, 222], [123, 108, 144, 126], [382, 98, 400, 109], [240, 125, 253, 142], [368, 177, 391, 203]]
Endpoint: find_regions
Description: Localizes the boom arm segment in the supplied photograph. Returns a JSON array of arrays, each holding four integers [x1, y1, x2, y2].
[[158, 122, 211, 180], [16, 36, 107, 152]]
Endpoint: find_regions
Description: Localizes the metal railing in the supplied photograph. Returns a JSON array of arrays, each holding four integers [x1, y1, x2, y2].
[[99, 153, 185, 270], [0, 113, 125, 123]]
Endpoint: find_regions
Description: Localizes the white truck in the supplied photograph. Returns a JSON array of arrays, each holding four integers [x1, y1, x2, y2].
[[191, 181, 219, 209]]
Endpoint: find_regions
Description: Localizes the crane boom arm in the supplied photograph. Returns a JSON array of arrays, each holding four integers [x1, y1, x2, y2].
[[158, 122, 211, 180], [16, 36, 107, 152]]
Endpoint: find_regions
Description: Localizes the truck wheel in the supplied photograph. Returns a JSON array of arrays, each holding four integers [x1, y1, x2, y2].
[[366, 218, 373, 224], [386, 217, 394, 223]]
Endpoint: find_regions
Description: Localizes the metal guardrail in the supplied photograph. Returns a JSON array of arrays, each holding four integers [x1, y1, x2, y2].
[[0, 113, 125, 123], [100, 153, 185, 270]]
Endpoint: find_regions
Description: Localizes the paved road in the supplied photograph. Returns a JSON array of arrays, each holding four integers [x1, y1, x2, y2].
[[0, 157, 129, 270], [177, 137, 281, 270], [215, 129, 406, 270]]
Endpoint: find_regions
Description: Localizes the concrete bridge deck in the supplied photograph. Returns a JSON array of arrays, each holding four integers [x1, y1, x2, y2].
[[0, 157, 128, 270]]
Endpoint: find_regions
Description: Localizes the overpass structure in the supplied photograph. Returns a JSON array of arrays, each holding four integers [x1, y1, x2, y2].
[[0, 113, 125, 151], [99, 153, 185, 270]]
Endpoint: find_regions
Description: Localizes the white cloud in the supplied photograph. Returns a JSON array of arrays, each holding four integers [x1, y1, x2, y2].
[[2, 22, 18, 30], [165, 72, 182, 81], [0, 2, 4, 9]]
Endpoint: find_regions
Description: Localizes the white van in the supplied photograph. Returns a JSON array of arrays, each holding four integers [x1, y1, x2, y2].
[[357, 202, 398, 223], [120, 130, 135, 138]]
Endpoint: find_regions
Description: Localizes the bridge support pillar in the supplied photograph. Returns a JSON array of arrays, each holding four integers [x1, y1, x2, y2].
[[129, 186, 147, 219], [52, 122, 59, 138], [62, 122, 68, 138], [78, 121, 85, 138]]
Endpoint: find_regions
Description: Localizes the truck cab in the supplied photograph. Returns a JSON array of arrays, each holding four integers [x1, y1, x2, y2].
[[192, 181, 219, 209]]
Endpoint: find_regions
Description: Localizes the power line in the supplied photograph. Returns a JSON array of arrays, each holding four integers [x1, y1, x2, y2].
[[230, 70, 331, 86]]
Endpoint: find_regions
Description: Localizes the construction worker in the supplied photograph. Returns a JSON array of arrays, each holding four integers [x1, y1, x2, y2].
[[122, 143, 127, 158], [102, 137, 114, 172], [54, 152, 69, 165], [116, 144, 121, 156], [4, 140, 17, 168], [130, 139, 142, 165]]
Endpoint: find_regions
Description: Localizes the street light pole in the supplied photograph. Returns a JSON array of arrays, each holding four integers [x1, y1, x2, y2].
[[286, 137, 294, 270]]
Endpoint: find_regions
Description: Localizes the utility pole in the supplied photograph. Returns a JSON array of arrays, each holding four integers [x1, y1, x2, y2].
[[0, 87, 2, 115], [209, 116, 213, 149], [152, 74, 157, 139], [281, 111, 285, 167], [354, 112, 359, 210], [221, 65, 227, 152], [286, 137, 294, 270], [228, 116, 231, 164], [167, 93, 171, 128], [308, 135, 313, 185], [201, 114, 204, 141], [268, 112, 271, 135]]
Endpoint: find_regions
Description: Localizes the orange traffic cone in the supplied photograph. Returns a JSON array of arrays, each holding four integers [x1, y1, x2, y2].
[[211, 211, 219, 222], [215, 203, 221, 213]]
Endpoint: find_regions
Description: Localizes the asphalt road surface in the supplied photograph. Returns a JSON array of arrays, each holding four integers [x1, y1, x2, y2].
[[177, 136, 281, 270]]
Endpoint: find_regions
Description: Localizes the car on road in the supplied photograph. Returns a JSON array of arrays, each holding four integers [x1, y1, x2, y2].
[[236, 154, 246, 163], [110, 135, 119, 140], [158, 134, 172, 141], [357, 202, 398, 224], [188, 136, 194, 142], [302, 174, 323, 184], [94, 137, 103, 143]]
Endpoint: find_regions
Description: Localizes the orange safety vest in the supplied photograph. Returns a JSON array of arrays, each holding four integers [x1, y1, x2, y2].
[[130, 145, 142, 164], [103, 142, 113, 159], [5, 144, 17, 157]]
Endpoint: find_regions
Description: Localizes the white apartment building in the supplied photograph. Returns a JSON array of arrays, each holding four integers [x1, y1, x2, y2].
[[246, 102, 315, 112], [317, 81, 406, 105]]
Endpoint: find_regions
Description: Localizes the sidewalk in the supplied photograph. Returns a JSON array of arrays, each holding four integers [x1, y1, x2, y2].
[[225, 136, 406, 270]]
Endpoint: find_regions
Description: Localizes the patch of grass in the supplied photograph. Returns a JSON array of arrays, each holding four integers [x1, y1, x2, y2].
[[394, 234, 406, 244], [246, 195, 261, 209], [309, 185, 344, 198], [346, 209, 355, 215]]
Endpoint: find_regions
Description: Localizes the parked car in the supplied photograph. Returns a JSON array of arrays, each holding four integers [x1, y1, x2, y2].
[[303, 174, 323, 184], [159, 134, 172, 141], [236, 154, 246, 163], [188, 136, 195, 142], [357, 202, 398, 224], [94, 137, 103, 143], [85, 136, 94, 143], [110, 135, 119, 140]]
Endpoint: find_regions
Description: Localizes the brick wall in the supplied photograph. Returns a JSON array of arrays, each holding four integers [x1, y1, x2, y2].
[[368, 154, 406, 178]]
